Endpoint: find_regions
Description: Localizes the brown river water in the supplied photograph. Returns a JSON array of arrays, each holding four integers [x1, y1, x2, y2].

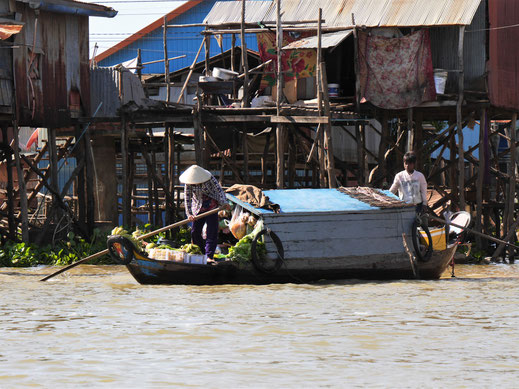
[[1, 264, 519, 388]]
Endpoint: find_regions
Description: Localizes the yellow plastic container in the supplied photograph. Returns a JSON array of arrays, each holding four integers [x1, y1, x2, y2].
[[419, 227, 447, 251]]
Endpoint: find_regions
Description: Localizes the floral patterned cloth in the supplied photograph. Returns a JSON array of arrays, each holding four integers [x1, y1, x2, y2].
[[358, 29, 436, 109], [257, 31, 317, 91]]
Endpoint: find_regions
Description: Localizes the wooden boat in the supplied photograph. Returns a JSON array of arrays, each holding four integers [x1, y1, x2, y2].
[[107, 188, 457, 285]]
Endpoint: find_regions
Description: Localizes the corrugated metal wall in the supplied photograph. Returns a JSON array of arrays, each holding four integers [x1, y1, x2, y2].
[[12, 5, 91, 127], [429, 0, 486, 93], [489, 0, 519, 111], [98, 0, 259, 74]]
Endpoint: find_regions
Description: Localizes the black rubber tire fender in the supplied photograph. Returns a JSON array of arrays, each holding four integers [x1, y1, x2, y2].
[[411, 218, 433, 262], [107, 235, 134, 265], [251, 229, 284, 274]]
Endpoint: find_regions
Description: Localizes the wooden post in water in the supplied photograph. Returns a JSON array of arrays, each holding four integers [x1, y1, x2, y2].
[[507, 113, 517, 262], [476, 109, 486, 249], [121, 117, 130, 227], [457, 25, 466, 211], [84, 129, 95, 235], [74, 125, 86, 231], [13, 123, 28, 241], [2, 126, 16, 239]]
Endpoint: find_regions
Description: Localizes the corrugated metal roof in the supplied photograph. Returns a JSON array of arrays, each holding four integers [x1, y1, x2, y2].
[[283, 30, 352, 50], [203, 1, 273, 24], [206, 0, 482, 27]]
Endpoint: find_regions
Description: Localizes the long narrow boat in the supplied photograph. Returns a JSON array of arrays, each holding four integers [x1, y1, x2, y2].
[[108, 188, 457, 285]]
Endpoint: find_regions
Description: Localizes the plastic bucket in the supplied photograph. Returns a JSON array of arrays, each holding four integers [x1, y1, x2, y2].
[[434, 71, 448, 94], [328, 83, 340, 97], [419, 227, 447, 251]]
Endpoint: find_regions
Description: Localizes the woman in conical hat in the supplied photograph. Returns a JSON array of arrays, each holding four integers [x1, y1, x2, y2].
[[180, 165, 228, 260]]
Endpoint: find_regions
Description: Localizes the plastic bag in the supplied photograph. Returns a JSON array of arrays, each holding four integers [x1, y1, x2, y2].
[[229, 205, 249, 240]]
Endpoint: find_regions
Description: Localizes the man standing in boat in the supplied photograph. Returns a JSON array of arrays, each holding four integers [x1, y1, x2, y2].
[[180, 165, 228, 261], [389, 151, 428, 213]]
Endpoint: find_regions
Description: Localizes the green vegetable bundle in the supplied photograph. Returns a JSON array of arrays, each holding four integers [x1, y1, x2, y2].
[[227, 235, 266, 263], [180, 243, 203, 254]]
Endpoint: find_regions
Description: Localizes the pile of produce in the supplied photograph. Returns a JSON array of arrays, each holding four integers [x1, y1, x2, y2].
[[227, 233, 266, 263], [110, 226, 144, 252], [180, 243, 203, 254]]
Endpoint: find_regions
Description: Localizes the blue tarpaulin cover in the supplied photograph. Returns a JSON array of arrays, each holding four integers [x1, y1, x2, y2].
[[227, 189, 402, 214]]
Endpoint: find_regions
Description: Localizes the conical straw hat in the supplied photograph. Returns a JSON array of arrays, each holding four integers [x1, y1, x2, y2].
[[179, 165, 212, 185]]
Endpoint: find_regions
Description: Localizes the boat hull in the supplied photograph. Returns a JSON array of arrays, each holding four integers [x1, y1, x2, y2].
[[125, 246, 456, 285]]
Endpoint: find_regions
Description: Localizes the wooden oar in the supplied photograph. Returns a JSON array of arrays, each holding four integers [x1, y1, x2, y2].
[[39, 208, 223, 281], [428, 215, 519, 250]]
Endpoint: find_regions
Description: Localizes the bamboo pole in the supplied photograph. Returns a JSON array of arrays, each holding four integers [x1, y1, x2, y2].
[[320, 63, 336, 188], [231, 33, 236, 72], [176, 39, 205, 104], [275, 0, 284, 189], [204, 29, 211, 77], [241, 0, 249, 107], [163, 16, 170, 103]]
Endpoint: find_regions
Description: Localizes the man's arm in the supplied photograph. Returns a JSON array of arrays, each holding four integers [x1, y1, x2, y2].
[[389, 174, 400, 195], [419, 173, 428, 204]]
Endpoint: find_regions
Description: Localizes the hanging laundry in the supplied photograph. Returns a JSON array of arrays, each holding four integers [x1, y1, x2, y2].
[[358, 29, 436, 109]]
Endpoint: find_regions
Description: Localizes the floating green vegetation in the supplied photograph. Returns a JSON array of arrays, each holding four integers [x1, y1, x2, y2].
[[0, 229, 113, 267]]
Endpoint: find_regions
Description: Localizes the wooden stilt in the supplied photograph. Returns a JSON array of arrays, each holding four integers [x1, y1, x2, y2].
[[475, 109, 486, 249], [193, 88, 203, 166], [457, 25, 466, 211], [449, 122, 458, 208], [355, 123, 365, 185], [288, 131, 296, 188], [74, 125, 86, 231], [121, 117, 129, 227], [261, 130, 271, 186], [84, 130, 95, 234], [1, 126, 15, 239], [378, 111, 389, 185], [406, 108, 413, 152], [507, 113, 517, 261], [48, 127, 59, 222], [167, 126, 175, 223], [13, 122, 29, 241], [240, 0, 249, 107], [276, 125, 285, 189], [127, 151, 135, 228], [242, 129, 249, 184], [414, 111, 423, 166]]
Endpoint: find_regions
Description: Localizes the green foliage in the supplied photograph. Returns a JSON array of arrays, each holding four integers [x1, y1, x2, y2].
[[227, 235, 266, 263], [0, 228, 113, 267]]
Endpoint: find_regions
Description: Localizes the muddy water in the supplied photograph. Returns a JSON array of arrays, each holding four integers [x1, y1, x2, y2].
[[1, 265, 519, 387]]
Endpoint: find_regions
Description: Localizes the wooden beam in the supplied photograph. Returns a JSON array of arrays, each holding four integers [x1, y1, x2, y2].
[[176, 39, 205, 104], [1, 127, 15, 239], [270, 116, 329, 124]]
